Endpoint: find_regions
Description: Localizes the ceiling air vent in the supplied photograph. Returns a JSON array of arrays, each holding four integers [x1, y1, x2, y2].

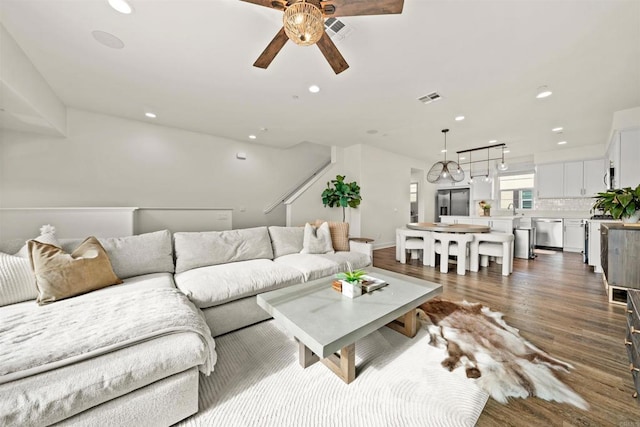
[[324, 18, 353, 43], [418, 92, 442, 104]]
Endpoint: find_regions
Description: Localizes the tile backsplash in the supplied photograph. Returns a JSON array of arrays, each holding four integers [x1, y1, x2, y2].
[[535, 198, 595, 212]]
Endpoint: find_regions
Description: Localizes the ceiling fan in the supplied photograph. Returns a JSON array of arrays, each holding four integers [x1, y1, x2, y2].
[[241, 0, 405, 74]]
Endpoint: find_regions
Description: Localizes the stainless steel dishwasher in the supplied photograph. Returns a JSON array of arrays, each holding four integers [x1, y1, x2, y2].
[[533, 218, 563, 249]]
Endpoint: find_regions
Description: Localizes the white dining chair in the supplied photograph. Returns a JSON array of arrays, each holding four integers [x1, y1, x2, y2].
[[396, 228, 432, 265], [431, 232, 474, 275], [469, 232, 514, 276]]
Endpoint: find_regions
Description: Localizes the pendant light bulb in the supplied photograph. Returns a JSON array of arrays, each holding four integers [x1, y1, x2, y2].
[[498, 146, 509, 171]]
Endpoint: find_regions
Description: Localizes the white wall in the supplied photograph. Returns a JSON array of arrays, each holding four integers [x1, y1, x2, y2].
[[0, 109, 331, 229], [534, 144, 605, 164], [288, 144, 434, 248], [0, 24, 66, 135]]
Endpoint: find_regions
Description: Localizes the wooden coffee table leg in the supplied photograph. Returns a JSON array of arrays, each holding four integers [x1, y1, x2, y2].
[[386, 308, 418, 338], [299, 341, 319, 368], [321, 343, 356, 384], [298, 341, 356, 384]]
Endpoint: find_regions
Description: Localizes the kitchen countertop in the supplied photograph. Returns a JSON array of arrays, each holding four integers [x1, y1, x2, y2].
[[601, 222, 640, 230]]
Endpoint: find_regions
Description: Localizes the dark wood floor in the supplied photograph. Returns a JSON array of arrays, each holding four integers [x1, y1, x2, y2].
[[373, 247, 640, 426]]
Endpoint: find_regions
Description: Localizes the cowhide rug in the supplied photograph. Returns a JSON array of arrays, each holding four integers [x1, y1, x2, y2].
[[417, 298, 588, 410]]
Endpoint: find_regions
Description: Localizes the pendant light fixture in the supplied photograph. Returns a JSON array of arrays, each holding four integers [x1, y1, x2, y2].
[[427, 129, 465, 184], [456, 142, 508, 181], [498, 145, 509, 171]]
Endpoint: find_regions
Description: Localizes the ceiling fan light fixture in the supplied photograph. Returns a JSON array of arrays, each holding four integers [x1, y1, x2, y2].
[[283, 0, 324, 46]]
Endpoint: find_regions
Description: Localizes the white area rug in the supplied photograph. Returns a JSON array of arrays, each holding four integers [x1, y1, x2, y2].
[[177, 320, 488, 427]]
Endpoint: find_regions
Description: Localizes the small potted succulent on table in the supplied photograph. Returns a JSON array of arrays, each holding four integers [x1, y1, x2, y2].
[[335, 268, 366, 299]]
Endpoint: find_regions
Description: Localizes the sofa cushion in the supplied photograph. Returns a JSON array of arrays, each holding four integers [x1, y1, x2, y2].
[[29, 237, 123, 305], [15, 225, 60, 258], [274, 253, 342, 281], [0, 252, 37, 307], [268, 226, 304, 258], [58, 230, 174, 280], [314, 220, 350, 252], [174, 259, 304, 308], [317, 251, 372, 272], [300, 222, 334, 255], [174, 227, 274, 274]]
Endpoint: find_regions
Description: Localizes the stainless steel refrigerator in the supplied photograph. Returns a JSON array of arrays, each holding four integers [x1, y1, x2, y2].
[[435, 188, 470, 222]]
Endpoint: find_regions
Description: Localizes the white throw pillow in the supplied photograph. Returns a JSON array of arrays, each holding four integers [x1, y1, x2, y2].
[[0, 252, 37, 306], [14, 224, 61, 258], [300, 222, 335, 255], [268, 226, 304, 258]]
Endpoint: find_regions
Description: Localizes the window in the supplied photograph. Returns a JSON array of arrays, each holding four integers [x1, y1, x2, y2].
[[409, 183, 418, 203], [499, 173, 534, 210]]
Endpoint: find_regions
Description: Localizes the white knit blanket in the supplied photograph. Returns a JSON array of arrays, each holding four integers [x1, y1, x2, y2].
[[0, 287, 217, 385]]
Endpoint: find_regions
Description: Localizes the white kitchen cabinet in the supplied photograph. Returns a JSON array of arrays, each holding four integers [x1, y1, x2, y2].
[[564, 159, 606, 197], [583, 159, 607, 196], [440, 216, 473, 225], [563, 218, 586, 253], [539, 159, 605, 198], [619, 128, 640, 188], [563, 161, 584, 197], [536, 163, 564, 198]]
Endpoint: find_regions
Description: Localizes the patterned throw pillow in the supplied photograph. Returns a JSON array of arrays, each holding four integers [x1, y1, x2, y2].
[[300, 222, 335, 254], [29, 237, 123, 305], [0, 252, 37, 307], [315, 220, 350, 252]]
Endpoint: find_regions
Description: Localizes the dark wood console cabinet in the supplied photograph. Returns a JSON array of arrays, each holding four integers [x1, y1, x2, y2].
[[601, 223, 640, 303], [626, 290, 640, 398]]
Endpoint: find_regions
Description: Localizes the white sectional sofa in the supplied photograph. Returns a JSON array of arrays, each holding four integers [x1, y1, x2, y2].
[[0, 223, 372, 426]]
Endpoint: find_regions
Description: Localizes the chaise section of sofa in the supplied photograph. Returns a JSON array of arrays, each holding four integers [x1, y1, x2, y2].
[[0, 230, 215, 427]]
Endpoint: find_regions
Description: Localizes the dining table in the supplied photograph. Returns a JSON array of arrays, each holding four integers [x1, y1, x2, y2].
[[406, 222, 490, 233]]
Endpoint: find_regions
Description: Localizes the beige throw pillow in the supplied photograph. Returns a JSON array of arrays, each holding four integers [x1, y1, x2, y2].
[[29, 237, 123, 305], [315, 220, 350, 252], [300, 222, 334, 254]]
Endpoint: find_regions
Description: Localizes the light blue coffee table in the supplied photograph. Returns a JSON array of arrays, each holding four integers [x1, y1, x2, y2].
[[257, 267, 442, 384]]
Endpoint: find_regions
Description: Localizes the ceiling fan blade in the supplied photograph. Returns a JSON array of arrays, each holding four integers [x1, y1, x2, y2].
[[323, 0, 404, 17], [316, 32, 349, 74], [253, 27, 289, 69], [240, 0, 285, 11]]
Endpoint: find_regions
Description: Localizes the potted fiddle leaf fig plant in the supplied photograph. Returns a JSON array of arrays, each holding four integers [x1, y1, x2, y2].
[[321, 175, 362, 222], [592, 184, 640, 223]]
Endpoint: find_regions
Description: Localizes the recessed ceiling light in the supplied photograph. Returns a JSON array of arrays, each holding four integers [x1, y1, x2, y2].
[[108, 0, 133, 14], [308, 85, 320, 93], [504, 149, 511, 153], [249, 135, 257, 140], [145, 112, 156, 118], [557, 141, 567, 145], [92, 30, 125, 49], [455, 115, 465, 121], [489, 140, 497, 143], [441, 149, 447, 153], [536, 86, 553, 99], [459, 156, 466, 160], [552, 127, 563, 132]]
